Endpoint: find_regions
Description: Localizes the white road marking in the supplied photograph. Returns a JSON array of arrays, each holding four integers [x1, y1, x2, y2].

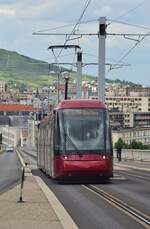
[[35, 176, 78, 229], [114, 163, 150, 172], [17, 149, 78, 228], [16, 149, 26, 168]]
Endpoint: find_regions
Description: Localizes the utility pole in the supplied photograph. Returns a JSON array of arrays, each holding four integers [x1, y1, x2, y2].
[[57, 73, 60, 103], [98, 17, 106, 102], [48, 45, 81, 103], [33, 17, 149, 103], [64, 75, 69, 100], [76, 51, 82, 99]]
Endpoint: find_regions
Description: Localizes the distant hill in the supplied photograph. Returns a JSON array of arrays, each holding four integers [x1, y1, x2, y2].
[[0, 49, 141, 89], [106, 78, 141, 87], [0, 49, 66, 89]]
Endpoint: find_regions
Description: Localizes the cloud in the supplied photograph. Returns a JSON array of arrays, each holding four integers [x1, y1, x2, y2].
[[0, 8, 15, 15], [94, 5, 113, 17], [0, 0, 149, 84], [0, 0, 17, 4]]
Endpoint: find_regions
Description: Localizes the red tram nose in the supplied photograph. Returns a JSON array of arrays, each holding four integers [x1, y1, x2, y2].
[[53, 154, 113, 179]]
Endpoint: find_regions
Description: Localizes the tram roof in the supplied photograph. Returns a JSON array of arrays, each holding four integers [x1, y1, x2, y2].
[[56, 99, 106, 109]]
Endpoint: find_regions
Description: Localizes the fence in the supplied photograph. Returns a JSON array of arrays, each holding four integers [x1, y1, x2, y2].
[[114, 149, 150, 162]]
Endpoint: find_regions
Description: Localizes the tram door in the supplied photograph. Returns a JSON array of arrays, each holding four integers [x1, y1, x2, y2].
[[49, 116, 54, 178], [44, 126, 49, 173]]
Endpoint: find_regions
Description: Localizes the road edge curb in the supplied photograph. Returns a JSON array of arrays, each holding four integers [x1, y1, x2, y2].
[[34, 175, 78, 229]]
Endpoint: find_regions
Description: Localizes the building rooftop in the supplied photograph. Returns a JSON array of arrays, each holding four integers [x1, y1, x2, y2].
[[0, 104, 39, 112]]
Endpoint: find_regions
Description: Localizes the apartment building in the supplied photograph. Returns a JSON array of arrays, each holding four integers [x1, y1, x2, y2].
[[132, 112, 150, 127], [112, 127, 150, 146], [109, 110, 150, 129], [105, 96, 150, 113], [109, 110, 124, 129], [126, 87, 150, 96]]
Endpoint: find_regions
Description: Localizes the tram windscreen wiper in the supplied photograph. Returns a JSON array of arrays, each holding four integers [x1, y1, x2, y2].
[[64, 132, 82, 157]]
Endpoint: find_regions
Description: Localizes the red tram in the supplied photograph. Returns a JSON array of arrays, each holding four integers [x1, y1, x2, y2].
[[37, 100, 113, 180]]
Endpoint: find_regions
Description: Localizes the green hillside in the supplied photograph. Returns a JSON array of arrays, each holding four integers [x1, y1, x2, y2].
[[0, 49, 140, 89], [0, 49, 63, 88]]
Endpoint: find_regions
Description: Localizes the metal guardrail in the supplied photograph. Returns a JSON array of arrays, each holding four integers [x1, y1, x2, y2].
[[114, 149, 150, 162], [21, 149, 37, 160], [19, 147, 150, 162]]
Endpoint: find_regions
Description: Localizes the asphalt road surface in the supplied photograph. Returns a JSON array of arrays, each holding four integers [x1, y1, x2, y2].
[[23, 150, 150, 229], [0, 150, 21, 194], [34, 169, 148, 229]]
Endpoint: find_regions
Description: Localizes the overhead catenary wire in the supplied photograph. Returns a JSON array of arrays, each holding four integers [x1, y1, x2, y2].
[[108, 0, 150, 27], [33, 19, 98, 34], [107, 29, 150, 74], [107, 0, 150, 72], [34, 1, 150, 33], [116, 0, 150, 20], [117, 31, 150, 63], [55, 0, 92, 60], [33, 0, 150, 77], [49, 0, 92, 74], [107, 19, 150, 31], [47, 0, 92, 101]]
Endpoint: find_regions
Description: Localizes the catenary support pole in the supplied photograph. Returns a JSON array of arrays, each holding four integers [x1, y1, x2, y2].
[[76, 51, 82, 99], [57, 73, 60, 103], [64, 76, 69, 100], [98, 17, 106, 102]]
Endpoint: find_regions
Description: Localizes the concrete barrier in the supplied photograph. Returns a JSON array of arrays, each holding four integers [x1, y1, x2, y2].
[[114, 149, 150, 162]]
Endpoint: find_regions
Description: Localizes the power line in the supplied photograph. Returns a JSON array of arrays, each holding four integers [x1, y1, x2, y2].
[[117, 31, 150, 63], [107, 19, 150, 31], [108, 0, 150, 27], [116, 0, 150, 20], [108, 33, 150, 36], [36, 24, 75, 33], [57, 0, 92, 58], [33, 19, 97, 34], [34, 1, 150, 33], [49, 0, 92, 72], [71, 0, 92, 33]]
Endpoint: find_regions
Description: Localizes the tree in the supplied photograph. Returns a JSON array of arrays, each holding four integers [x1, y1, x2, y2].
[[114, 138, 124, 149], [130, 139, 139, 149]]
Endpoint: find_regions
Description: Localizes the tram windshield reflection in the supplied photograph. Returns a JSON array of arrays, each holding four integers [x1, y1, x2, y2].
[[58, 109, 111, 153]]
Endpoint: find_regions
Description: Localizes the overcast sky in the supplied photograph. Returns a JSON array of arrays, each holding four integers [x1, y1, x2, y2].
[[0, 0, 150, 85]]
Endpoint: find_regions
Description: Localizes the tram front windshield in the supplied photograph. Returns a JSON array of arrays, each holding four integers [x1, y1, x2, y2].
[[58, 109, 111, 154]]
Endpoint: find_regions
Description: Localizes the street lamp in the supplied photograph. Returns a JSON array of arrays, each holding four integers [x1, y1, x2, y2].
[[49, 70, 60, 103], [62, 71, 69, 100]]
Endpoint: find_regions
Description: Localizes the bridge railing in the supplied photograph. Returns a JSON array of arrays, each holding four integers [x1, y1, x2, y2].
[[114, 149, 150, 162]]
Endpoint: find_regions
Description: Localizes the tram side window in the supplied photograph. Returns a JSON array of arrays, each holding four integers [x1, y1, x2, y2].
[[50, 119, 53, 154], [105, 112, 112, 153], [54, 112, 61, 154]]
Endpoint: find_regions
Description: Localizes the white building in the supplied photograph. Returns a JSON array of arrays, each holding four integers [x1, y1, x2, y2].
[[112, 127, 150, 146], [27, 119, 38, 149], [1, 125, 20, 147], [0, 81, 7, 93]]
